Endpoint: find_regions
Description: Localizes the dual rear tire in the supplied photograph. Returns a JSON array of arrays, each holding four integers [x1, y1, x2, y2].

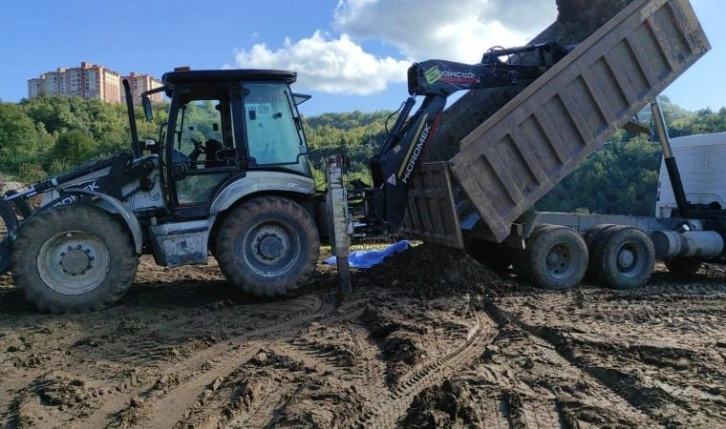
[[587, 225, 655, 289], [515, 224, 655, 290]]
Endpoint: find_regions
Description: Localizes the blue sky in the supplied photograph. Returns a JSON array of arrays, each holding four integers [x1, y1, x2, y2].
[[0, 0, 722, 116]]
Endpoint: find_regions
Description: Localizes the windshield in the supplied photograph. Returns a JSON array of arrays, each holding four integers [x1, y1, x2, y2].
[[244, 82, 307, 166]]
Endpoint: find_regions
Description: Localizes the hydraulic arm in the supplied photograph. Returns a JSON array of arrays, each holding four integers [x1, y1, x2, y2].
[[367, 42, 567, 232]]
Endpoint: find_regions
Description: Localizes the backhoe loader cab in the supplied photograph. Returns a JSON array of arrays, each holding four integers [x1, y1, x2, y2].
[[4, 69, 322, 313], [152, 69, 314, 211]]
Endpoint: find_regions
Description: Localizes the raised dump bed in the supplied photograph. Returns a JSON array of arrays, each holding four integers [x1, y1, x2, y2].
[[404, 0, 710, 244]]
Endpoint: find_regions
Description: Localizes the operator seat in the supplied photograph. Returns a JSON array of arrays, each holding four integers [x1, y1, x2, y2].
[[203, 138, 224, 168]]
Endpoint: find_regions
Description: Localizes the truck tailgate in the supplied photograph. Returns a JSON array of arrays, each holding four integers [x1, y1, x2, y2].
[[446, 0, 709, 242]]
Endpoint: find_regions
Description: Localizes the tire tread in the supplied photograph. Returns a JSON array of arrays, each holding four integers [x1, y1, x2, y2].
[[215, 196, 319, 297], [11, 204, 138, 313]]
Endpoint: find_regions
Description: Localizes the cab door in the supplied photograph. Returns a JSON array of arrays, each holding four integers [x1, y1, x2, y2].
[[166, 83, 243, 217]]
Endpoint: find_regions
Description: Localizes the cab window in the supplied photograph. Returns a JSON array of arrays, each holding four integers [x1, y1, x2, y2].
[[244, 83, 304, 166], [170, 87, 236, 205]]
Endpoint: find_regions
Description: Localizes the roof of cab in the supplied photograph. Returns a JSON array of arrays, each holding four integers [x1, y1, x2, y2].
[[161, 69, 296, 85]]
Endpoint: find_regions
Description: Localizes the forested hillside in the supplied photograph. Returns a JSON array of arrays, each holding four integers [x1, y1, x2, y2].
[[0, 95, 724, 216]]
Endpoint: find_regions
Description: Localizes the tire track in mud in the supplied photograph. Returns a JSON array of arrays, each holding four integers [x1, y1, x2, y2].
[[356, 310, 498, 429], [514, 394, 568, 429], [469, 386, 567, 429], [467, 387, 511, 429], [287, 324, 387, 389], [82, 291, 346, 428], [124, 293, 372, 428], [164, 303, 373, 428], [0, 368, 48, 426], [483, 298, 678, 427], [543, 327, 726, 427], [223, 339, 369, 428]]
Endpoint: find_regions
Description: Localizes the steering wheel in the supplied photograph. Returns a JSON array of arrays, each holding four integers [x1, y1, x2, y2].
[[191, 137, 204, 150], [189, 138, 205, 164]]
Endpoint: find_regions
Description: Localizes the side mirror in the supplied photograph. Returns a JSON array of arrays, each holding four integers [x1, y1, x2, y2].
[[142, 96, 153, 121]]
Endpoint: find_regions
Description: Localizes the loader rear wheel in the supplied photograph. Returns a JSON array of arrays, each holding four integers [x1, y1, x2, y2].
[[215, 196, 320, 297], [11, 204, 139, 314], [590, 226, 654, 289], [518, 225, 588, 290]]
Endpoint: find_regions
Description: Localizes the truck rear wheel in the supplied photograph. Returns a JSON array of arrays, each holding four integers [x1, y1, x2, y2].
[[215, 196, 320, 297], [517, 225, 588, 290], [11, 204, 139, 314], [584, 224, 619, 281], [590, 226, 654, 289]]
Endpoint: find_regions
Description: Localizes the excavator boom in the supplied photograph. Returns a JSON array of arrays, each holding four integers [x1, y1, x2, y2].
[[367, 43, 566, 231]]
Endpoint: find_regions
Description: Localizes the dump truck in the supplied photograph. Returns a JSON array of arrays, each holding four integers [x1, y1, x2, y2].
[[389, 0, 716, 291], [0, 0, 712, 313]]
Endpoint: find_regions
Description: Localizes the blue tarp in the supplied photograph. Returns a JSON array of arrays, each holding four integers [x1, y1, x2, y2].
[[324, 240, 410, 269]]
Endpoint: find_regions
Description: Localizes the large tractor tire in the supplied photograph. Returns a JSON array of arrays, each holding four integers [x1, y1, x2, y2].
[[11, 204, 139, 314], [215, 196, 320, 297], [515, 224, 588, 290], [589, 226, 654, 289]]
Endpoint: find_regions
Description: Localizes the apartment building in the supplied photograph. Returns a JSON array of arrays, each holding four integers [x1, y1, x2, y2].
[[121, 72, 164, 104], [28, 62, 162, 104]]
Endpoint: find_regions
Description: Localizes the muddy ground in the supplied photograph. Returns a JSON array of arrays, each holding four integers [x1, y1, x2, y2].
[[0, 244, 724, 428]]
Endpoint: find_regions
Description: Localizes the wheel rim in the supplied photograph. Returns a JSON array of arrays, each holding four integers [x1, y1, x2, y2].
[[616, 242, 645, 278], [545, 243, 577, 279], [240, 220, 301, 277], [38, 230, 111, 295]]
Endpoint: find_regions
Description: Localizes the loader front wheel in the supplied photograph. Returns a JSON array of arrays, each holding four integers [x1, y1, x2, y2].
[[11, 204, 139, 313], [215, 196, 320, 297]]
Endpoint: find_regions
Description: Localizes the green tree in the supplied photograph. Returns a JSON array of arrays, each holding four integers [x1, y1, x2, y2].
[[50, 130, 96, 171], [0, 103, 44, 174]]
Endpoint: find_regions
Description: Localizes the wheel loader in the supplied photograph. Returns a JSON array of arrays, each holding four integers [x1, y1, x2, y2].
[[1, 70, 323, 313]]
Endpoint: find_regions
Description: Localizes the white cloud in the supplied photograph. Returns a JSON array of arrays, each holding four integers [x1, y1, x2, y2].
[[232, 0, 556, 95], [333, 0, 556, 62], [233, 31, 410, 95]]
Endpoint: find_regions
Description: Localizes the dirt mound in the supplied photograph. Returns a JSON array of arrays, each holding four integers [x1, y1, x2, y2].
[[360, 243, 514, 298]]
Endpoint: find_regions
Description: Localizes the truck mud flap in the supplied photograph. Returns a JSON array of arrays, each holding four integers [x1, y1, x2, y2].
[[0, 199, 19, 274], [403, 162, 464, 249]]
